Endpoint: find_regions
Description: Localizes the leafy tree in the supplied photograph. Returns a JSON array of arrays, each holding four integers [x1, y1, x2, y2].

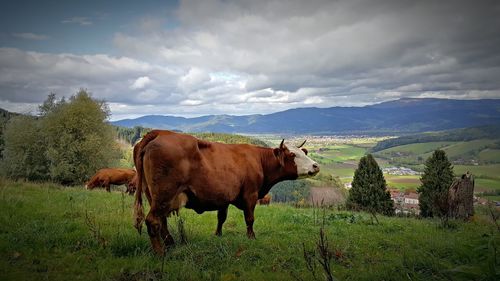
[[346, 154, 394, 215], [38, 92, 65, 117], [1, 90, 120, 185], [272, 180, 309, 203], [43, 90, 120, 184], [1, 116, 50, 181], [417, 150, 454, 218]]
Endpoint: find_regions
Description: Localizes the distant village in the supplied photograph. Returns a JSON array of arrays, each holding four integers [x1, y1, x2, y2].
[[382, 166, 421, 176]]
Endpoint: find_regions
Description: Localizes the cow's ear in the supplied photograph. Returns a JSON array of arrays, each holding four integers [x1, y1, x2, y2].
[[273, 147, 281, 157], [301, 148, 308, 155], [273, 148, 285, 167]]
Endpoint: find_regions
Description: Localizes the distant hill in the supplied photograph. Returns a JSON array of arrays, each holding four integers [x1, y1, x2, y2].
[[112, 98, 500, 134]]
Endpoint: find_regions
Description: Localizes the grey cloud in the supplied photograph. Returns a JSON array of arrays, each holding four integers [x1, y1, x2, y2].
[[2, 0, 500, 119], [0, 48, 180, 106]]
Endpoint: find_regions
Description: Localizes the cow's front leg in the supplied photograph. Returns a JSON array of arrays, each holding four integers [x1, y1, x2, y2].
[[103, 179, 111, 192], [160, 216, 175, 247], [244, 204, 256, 239], [215, 206, 228, 236]]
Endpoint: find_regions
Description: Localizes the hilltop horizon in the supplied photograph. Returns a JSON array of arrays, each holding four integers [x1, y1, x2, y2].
[[111, 98, 500, 135]]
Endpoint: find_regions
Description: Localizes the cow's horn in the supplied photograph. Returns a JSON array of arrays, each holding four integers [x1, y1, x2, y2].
[[297, 140, 307, 148], [279, 139, 285, 149]]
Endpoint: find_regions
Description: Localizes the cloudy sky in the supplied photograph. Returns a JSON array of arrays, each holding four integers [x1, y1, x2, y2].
[[1, 0, 499, 120]]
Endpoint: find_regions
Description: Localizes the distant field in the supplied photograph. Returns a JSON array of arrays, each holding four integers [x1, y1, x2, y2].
[[478, 149, 500, 163], [385, 175, 421, 190], [379, 141, 453, 155], [1, 181, 499, 281], [474, 178, 500, 191], [374, 139, 500, 166], [310, 144, 367, 165], [454, 164, 500, 180]]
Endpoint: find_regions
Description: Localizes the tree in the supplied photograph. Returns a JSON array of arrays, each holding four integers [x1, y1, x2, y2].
[[346, 154, 394, 215], [1, 116, 50, 181], [43, 89, 120, 185], [38, 92, 65, 117], [417, 150, 454, 218], [1, 90, 120, 185], [272, 180, 309, 203]]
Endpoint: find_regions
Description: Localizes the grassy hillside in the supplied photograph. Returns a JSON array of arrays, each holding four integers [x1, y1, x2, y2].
[[371, 125, 500, 152], [1, 181, 498, 281], [374, 139, 500, 166]]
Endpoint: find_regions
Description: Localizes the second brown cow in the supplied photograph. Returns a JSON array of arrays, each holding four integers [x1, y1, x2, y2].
[[86, 168, 136, 193], [133, 130, 319, 255]]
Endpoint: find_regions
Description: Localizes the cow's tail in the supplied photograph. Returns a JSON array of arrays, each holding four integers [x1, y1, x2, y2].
[[133, 130, 161, 234]]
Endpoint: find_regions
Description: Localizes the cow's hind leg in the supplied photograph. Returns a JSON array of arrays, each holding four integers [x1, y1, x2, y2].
[[244, 204, 257, 239], [160, 216, 175, 247], [145, 209, 164, 255], [215, 206, 228, 236]]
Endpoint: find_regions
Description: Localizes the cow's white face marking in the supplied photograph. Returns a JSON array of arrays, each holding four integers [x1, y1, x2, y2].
[[288, 146, 320, 178]]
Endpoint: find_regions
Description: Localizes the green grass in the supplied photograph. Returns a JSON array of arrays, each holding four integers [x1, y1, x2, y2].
[[1, 180, 499, 281]]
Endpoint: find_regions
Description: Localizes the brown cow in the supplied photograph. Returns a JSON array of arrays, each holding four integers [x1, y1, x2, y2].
[[85, 168, 136, 193], [133, 130, 319, 255], [258, 194, 272, 205]]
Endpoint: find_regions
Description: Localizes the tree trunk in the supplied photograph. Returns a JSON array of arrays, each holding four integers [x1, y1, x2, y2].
[[448, 172, 475, 220]]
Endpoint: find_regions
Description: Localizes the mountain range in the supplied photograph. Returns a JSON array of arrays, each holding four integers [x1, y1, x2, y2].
[[112, 98, 500, 135]]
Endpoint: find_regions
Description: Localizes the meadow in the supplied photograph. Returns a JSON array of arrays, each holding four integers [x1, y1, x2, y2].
[[1, 180, 498, 281]]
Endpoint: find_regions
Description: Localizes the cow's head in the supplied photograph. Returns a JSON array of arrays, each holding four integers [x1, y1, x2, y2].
[[274, 139, 320, 178], [126, 174, 138, 195], [85, 182, 92, 190]]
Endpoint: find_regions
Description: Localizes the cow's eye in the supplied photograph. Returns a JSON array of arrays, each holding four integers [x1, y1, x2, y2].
[[290, 153, 296, 157]]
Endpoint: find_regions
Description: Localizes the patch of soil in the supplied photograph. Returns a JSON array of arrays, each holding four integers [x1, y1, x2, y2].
[[309, 187, 346, 206]]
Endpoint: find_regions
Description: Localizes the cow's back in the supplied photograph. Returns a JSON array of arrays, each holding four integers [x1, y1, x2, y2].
[[109, 168, 135, 183]]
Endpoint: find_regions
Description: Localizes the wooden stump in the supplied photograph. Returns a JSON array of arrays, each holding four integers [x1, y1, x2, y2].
[[448, 172, 474, 220]]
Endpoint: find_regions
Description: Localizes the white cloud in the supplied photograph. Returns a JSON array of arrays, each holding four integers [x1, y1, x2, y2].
[[130, 76, 152, 89], [178, 67, 211, 91], [12, 33, 49, 40], [61, 17, 93, 26]]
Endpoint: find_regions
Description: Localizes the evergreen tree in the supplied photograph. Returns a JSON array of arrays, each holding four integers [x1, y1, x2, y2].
[[346, 154, 394, 215], [417, 150, 454, 218]]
